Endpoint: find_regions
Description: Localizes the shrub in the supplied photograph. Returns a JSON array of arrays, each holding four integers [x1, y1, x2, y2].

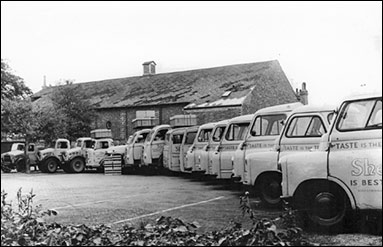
[[1, 189, 316, 246]]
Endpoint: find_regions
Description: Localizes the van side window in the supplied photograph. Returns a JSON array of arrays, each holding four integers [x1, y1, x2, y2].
[[197, 129, 212, 142], [154, 129, 169, 141], [185, 131, 197, 144], [286, 116, 326, 137], [17, 144, 25, 151], [225, 123, 250, 141], [84, 140, 93, 148], [337, 99, 381, 131], [212, 126, 226, 142], [172, 134, 184, 144], [28, 144, 34, 152], [251, 114, 286, 136], [101, 141, 109, 149]]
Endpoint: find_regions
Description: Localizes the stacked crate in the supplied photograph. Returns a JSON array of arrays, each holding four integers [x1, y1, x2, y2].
[[169, 115, 197, 127], [104, 154, 122, 175]]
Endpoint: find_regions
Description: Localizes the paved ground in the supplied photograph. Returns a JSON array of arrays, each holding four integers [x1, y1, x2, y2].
[[1, 170, 275, 232], [1, 170, 381, 246]]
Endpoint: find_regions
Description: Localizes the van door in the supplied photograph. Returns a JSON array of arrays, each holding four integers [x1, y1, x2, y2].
[[170, 132, 184, 171], [209, 125, 227, 176], [328, 98, 382, 210], [194, 128, 213, 172], [182, 130, 197, 172], [219, 122, 250, 179]]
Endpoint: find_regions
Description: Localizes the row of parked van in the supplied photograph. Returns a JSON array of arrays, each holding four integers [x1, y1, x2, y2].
[[120, 92, 382, 230]]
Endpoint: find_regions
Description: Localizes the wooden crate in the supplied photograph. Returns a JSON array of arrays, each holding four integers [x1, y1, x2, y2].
[[132, 118, 159, 129], [91, 129, 112, 139], [169, 115, 197, 127], [104, 154, 122, 175]]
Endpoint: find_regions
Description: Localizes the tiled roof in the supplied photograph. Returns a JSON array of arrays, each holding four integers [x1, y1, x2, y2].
[[32, 60, 297, 109]]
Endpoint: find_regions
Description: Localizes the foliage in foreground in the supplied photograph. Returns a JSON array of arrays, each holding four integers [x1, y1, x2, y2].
[[1, 189, 316, 246]]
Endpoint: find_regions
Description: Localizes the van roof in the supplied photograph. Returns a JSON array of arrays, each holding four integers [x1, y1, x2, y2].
[[167, 127, 188, 134], [215, 119, 230, 125], [199, 122, 216, 129], [152, 124, 171, 131], [135, 129, 151, 134], [342, 91, 382, 102], [56, 138, 69, 142], [291, 104, 336, 114], [228, 114, 254, 123], [255, 102, 303, 115], [185, 126, 200, 132]]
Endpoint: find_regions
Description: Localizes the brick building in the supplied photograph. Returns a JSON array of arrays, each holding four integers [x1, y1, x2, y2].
[[32, 60, 307, 142]]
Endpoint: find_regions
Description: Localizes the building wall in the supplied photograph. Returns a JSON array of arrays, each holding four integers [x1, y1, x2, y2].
[[93, 103, 187, 143]]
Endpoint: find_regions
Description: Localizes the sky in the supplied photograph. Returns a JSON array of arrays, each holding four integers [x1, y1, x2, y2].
[[1, 1, 382, 105]]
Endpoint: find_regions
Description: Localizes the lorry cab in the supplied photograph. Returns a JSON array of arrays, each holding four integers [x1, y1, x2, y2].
[[185, 122, 216, 173], [163, 128, 187, 172], [142, 124, 171, 167], [125, 129, 151, 167], [62, 137, 93, 173], [233, 102, 303, 183], [85, 138, 114, 169], [1, 143, 42, 173], [37, 138, 71, 173], [244, 104, 335, 206], [280, 93, 382, 230], [212, 115, 253, 179], [207, 120, 230, 176]]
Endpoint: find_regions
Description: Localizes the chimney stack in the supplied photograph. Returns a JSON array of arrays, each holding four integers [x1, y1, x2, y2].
[[142, 61, 156, 76], [296, 82, 308, 105]]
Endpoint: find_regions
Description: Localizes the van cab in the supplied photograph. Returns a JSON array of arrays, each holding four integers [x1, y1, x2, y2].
[[142, 124, 171, 167], [180, 126, 199, 173], [244, 105, 335, 206], [207, 120, 230, 176], [185, 122, 216, 173], [280, 93, 382, 230], [163, 128, 187, 172], [124, 129, 151, 167], [232, 102, 303, 183], [211, 115, 253, 179]]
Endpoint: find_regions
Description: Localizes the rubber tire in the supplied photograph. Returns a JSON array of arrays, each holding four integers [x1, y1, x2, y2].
[[258, 174, 282, 207], [16, 160, 26, 173], [44, 158, 59, 173], [296, 183, 352, 232], [70, 157, 85, 173], [1, 165, 12, 173]]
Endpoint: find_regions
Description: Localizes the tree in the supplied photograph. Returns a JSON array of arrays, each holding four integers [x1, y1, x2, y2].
[[1, 59, 32, 100], [48, 82, 96, 142]]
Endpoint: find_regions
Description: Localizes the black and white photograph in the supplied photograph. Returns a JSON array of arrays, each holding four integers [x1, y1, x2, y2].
[[1, 1, 382, 246]]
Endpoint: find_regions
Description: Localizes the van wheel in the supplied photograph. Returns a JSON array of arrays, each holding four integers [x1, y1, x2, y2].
[[45, 158, 58, 173], [70, 157, 85, 173], [258, 173, 282, 207], [296, 183, 352, 232]]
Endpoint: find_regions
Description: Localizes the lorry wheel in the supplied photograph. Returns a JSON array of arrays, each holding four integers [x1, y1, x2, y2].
[[70, 157, 85, 173], [297, 183, 351, 232], [38, 163, 47, 173], [45, 158, 58, 173], [258, 174, 282, 207], [16, 160, 26, 173], [1, 165, 11, 173]]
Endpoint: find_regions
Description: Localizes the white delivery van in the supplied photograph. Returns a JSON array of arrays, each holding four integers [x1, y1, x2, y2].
[[124, 129, 151, 168], [207, 120, 230, 176], [163, 128, 187, 172], [185, 122, 216, 173], [179, 126, 199, 173], [280, 92, 382, 230], [232, 102, 303, 183], [212, 115, 253, 179], [244, 105, 335, 206], [142, 124, 171, 167]]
